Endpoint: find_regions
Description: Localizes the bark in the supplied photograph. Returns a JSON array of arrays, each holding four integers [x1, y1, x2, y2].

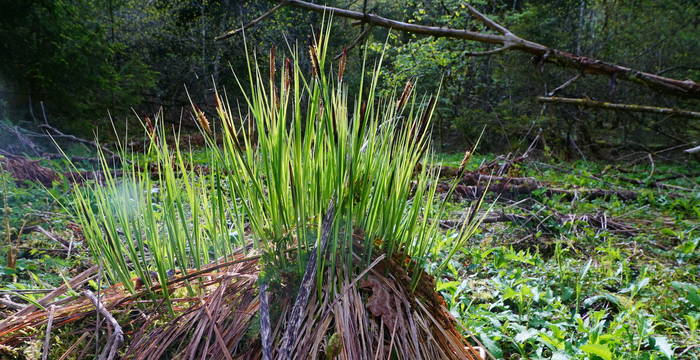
[[278, 200, 335, 360], [537, 96, 700, 119], [221, 0, 700, 99]]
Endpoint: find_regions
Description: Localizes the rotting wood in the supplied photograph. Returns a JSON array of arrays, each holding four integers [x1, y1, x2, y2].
[[278, 199, 335, 360]]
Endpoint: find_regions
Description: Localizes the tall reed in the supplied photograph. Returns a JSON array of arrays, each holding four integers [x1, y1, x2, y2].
[[68, 24, 486, 299]]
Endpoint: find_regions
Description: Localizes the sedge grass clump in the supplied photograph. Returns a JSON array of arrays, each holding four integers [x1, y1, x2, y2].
[[68, 24, 485, 300]]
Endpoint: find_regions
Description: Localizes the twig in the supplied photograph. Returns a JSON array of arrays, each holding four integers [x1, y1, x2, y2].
[[215, 1, 289, 40], [0, 296, 23, 310], [41, 305, 56, 360], [4, 265, 98, 323], [57, 332, 89, 360], [464, 4, 513, 35], [334, 25, 373, 60], [83, 290, 123, 360], [548, 74, 581, 96], [278, 199, 336, 360], [19, 225, 71, 249]]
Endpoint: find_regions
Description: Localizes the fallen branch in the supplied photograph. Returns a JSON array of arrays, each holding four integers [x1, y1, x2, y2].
[[615, 174, 694, 191], [0, 296, 23, 310], [18, 226, 71, 249], [441, 182, 639, 201], [220, 0, 700, 99], [38, 124, 117, 158], [3, 265, 98, 323], [41, 305, 56, 360], [537, 96, 700, 119], [83, 290, 123, 360], [0, 153, 122, 186], [442, 211, 637, 237]]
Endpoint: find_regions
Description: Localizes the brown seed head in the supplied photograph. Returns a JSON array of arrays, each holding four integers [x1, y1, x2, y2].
[[269, 46, 276, 86], [195, 106, 211, 135], [337, 48, 347, 83], [284, 57, 293, 92], [459, 150, 473, 173], [309, 45, 319, 77], [397, 80, 414, 111]]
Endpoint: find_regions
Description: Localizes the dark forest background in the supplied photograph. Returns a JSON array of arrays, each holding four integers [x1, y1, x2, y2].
[[1, 0, 698, 157]]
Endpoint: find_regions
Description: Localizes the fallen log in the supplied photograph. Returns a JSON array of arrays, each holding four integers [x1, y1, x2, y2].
[[537, 96, 700, 119], [0, 153, 122, 186], [441, 211, 637, 237], [221, 1, 700, 99], [438, 182, 639, 201]]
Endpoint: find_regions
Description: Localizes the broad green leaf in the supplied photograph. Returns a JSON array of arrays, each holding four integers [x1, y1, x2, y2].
[[514, 328, 538, 342], [479, 334, 503, 358], [436, 280, 461, 292], [580, 343, 612, 360]]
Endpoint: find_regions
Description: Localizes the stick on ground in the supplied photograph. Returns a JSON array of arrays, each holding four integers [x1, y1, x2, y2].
[[83, 290, 123, 360]]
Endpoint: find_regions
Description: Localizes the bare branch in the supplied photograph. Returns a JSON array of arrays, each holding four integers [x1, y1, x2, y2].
[[537, 96, 700, 119], [84, 290, 123, 360], [465, 4, 513, 36], [38, 124, 117, 158], [216, 1, 288, 41], [548, 74, 582, 96], [334, 25, 373, 60]]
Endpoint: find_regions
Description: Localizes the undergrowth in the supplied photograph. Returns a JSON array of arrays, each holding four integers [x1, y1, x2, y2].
[[432, 156, 700, 359]]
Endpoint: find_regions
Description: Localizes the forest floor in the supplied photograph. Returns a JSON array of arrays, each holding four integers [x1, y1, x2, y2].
[[1, 150, 698, 359]]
